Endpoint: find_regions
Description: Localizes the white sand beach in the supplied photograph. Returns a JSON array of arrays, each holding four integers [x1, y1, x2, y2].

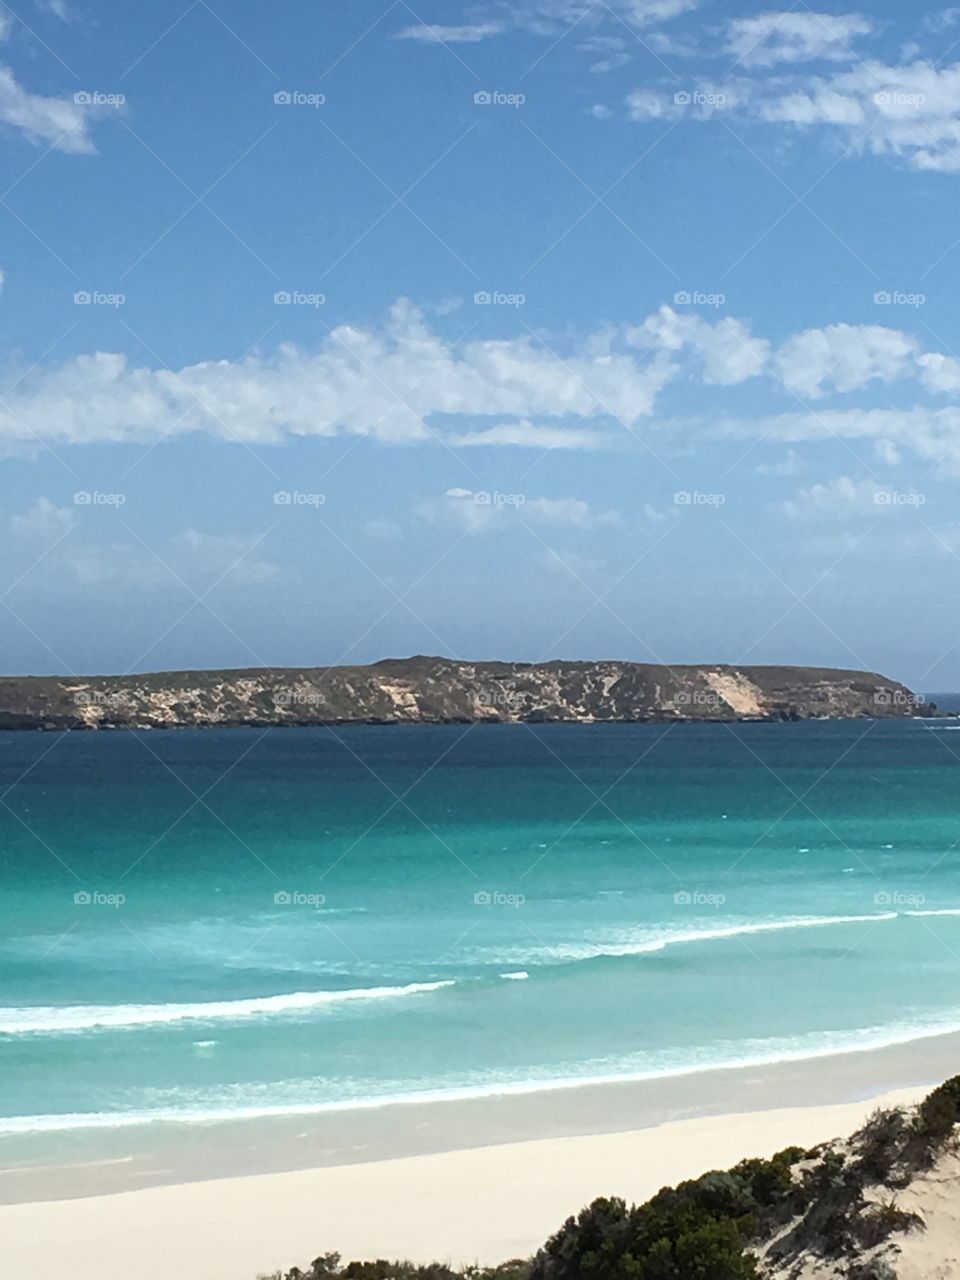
[[0, 1086, 926, 1280]]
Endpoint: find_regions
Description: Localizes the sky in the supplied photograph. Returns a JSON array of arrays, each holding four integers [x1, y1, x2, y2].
[[0, 0, 959, 686]]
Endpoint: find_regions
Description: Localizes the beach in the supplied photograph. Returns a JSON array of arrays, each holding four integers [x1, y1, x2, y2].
[[3, 722, 959, 1274], [0, 1083, 929, 1278]]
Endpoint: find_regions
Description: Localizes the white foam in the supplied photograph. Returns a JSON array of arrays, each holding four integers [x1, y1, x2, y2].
[[0, 981, 456, 1035], [493, 913, 900, 964], [500, 971, 529, 980], [4, 1010, 959, 1135]]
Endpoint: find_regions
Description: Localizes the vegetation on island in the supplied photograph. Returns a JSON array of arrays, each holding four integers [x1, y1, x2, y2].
[[260, 1076, 960, 1280]]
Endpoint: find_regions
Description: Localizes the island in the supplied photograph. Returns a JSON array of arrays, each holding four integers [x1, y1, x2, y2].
[[0, 657, 936, 730]]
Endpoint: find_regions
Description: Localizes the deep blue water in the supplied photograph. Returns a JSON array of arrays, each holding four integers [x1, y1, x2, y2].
[[2, 718, 960, 1134]]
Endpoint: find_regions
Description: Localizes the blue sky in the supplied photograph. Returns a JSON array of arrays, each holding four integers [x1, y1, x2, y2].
[[1, 0, 960, 685]]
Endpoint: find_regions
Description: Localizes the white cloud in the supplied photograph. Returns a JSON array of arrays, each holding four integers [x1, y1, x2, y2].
[[580, 35, 629, 73], [395, 21, 504, 42], [11, 496, 75, 540], [781, 475, 889, 518], [621, 0, 700, 22], [449, 419, 614, 449], [0, 301, 682, 450], [924, 8, 960, 33], [720, 406, 960, 477], [628, 58, 960, 173], [630, 306, 770, 385], [727, 12, 874, 68], [0, 66, 97, 153], [420, 488, 619, 534], [774, 324, 919, 397]]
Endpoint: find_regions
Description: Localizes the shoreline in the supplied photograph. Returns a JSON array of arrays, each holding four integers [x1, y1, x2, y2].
[[0, 1028, 954, 1206], [0, 1082, 931, 1279]]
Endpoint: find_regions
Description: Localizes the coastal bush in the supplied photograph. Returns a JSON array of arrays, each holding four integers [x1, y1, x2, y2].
[[911, 1075, 960, 1143], [854, 1109, 908, 1183]]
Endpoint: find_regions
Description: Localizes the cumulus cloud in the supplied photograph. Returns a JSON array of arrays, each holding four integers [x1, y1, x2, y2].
[[627, 57, 960, 173], [774, 324, 919, 398], [396, 0, 700, 57], [0, 301, 687, 451], [781, 475, 896, 519], [629, 306, 771, 384], [0, 66, 98, 153], [726, 12, 874, 68]]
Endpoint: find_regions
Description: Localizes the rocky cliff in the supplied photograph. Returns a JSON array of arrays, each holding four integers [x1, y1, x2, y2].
[[0, 657, 930, 730]]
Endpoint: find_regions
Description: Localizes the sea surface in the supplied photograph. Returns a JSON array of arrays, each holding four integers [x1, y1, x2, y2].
[[2, 717, 960, 1144]]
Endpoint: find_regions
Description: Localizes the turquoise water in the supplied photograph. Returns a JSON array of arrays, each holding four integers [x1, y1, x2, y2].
[[2, 719, 960, 1137]]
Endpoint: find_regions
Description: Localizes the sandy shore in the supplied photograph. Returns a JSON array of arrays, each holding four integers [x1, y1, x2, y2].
[[0, 1085, 926, 1280]]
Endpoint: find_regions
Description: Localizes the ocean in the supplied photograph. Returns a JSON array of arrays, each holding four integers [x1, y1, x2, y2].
[[2, 717, 960, 1146]]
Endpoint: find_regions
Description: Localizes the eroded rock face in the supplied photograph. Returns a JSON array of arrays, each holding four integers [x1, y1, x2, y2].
[[0, 658, 928, 730]]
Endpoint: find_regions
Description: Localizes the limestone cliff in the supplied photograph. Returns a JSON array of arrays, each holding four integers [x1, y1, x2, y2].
[[0, 657, 930, 730]]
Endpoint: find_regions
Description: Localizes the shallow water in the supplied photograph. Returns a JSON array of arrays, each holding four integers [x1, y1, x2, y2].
[[1, 719, 959, 1140]]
